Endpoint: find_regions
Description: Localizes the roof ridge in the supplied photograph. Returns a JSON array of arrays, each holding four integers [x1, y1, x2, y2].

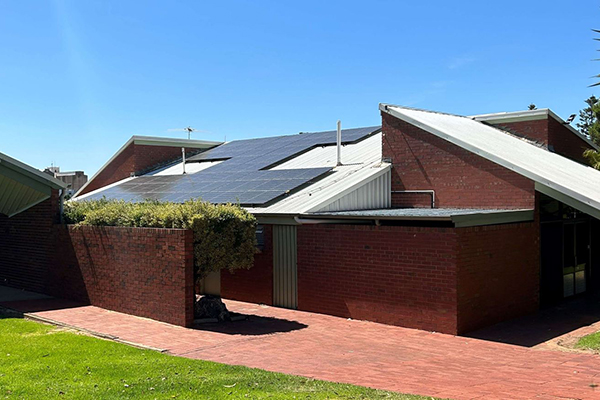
[[221, 125, 381, 144], [380, 103, 470, 119]]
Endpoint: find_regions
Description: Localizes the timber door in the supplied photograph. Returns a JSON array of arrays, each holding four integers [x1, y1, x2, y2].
[[273, 225, 298, 309]]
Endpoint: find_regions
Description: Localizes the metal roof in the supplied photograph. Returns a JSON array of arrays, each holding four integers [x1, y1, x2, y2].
[[75, 127, 382, 207], [75, 135, 222, 197], [246, 133, 389, 214], [0, 151, 66, 217], [381, 104, 600, 220], [306, 208, 534, 227]]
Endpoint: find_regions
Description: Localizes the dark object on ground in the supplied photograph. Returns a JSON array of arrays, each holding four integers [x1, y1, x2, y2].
[[195, 295, 231, 321]]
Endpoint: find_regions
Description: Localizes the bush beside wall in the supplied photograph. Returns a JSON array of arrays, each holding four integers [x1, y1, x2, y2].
[[64, 199, 257, 281]]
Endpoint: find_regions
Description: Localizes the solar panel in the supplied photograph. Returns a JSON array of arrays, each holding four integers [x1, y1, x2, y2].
[[83, 126, 380, 206]]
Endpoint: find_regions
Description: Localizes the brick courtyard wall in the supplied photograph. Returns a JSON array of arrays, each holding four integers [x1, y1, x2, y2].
[[0, 190, 60, 293], [221, 224, 273, 305], [456, 221, 540, 333], [296, 224, 459, 334], [382, 112, 535, 209], [51, 225, 194, 327], [79, 143, 199, 196]]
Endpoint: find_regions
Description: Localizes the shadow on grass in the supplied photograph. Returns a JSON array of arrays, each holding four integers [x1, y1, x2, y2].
[[194, 314, 308, 336]]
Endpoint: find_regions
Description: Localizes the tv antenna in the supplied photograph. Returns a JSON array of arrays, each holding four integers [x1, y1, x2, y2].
[[167, 126, 212, 140]]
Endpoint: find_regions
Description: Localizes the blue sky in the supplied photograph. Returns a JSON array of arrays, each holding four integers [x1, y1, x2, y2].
[[1, 0, 599, 175]]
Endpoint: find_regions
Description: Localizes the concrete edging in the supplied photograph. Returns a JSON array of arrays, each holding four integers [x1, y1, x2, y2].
[[0, 305, 167, 354]]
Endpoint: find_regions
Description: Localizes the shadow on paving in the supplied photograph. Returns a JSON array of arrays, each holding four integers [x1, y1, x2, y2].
[[194, 314, 308, 336], [466, 296, 600, 347], [0, 298, 86, 315]]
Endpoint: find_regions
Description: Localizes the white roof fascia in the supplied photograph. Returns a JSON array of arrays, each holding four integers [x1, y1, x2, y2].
[[380, 104, 600, 220], [471, 109, 549, 123], [131, 136, 222, 148], [451, 209, 534, 227], [0, 151, 66, 189], [75, 136, 222, 197], [471, 108, 599, 151]]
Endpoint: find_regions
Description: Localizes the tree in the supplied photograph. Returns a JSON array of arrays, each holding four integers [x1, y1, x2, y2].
[[581, 29, 600, 169], [577, 95, 598, 137], [584, 148, 600, 169], [588, 102, 600, 145]]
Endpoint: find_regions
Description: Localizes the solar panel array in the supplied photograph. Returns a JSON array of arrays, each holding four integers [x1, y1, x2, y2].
[[82, 126, 380, 206]]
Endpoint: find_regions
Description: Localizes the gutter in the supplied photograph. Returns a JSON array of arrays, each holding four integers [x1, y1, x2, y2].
[[293, 216, 371, 225]]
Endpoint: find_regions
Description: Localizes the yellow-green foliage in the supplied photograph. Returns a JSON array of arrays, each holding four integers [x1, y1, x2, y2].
[[64, 199, 257, 279]]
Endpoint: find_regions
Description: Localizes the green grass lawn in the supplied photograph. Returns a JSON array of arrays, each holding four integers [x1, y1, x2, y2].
[[0, 317, 438, 400], [575, 331, 600, 351]]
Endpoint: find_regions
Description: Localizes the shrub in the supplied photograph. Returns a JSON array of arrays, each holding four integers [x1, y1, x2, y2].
[[64, 199, 258, 279]]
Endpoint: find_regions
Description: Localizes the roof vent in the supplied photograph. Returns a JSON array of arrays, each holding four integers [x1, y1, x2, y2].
[[336, 120, 342, 166]]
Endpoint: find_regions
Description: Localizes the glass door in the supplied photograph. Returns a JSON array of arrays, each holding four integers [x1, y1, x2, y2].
[[563, 221, 589, 298]]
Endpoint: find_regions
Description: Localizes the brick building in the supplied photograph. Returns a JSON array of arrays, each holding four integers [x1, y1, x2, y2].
[[0, 151, 66, 292], [67, 105, 600, 334]]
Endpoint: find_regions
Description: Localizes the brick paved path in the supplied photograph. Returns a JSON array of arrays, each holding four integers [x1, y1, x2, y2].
[[3, 297, 600, 400]]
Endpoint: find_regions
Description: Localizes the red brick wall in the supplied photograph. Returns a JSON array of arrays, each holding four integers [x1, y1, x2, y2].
[[456, 222, 539, 333], [490, 119, 549, 145], [51, 225, 194, 327], [382, 112, 535, 209], [80, 143, 198, 195], [547, 118, 591, 164], [0, 190, 60, 293], [221, 225, 273, 305], [296, 224, 459, 334], [489, 118, 592, 164]]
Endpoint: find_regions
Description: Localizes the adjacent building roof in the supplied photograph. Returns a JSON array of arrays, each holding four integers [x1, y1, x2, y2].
[[381, 104, 600, 220], [0, 151, 66, 217], [304, 208, 534, 227], [76, 127, 384, 209]]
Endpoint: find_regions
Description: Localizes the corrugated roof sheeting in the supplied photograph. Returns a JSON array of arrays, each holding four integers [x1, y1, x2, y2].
[[381, 104, 600, 220], [248, 133, 389, 214], [0, 152, 65, 217], [271, 133, 382, 170], [317, 171, 390, 213], [0, 174, 48, 217]]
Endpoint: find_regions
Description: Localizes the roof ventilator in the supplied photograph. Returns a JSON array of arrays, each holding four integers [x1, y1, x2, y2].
[[336, 120, 342, 166]]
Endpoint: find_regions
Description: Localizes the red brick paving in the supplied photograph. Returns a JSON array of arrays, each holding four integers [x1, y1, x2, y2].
[[3, 298, 600, 400]]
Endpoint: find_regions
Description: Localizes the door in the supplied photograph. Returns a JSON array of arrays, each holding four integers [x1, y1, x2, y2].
[[563, 221, 590, 298], [273, 225, 297, 309], [540, 222, 563, 306]]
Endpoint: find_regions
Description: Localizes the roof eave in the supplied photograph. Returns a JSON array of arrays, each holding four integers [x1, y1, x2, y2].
[[0, 152, 66, 190], [74, 136, 223, 198]]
